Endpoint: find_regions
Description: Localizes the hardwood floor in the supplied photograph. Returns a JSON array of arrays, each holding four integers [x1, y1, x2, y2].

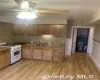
[[0, 53, 100, 80]]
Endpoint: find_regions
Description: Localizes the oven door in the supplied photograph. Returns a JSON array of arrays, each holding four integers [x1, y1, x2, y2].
[[11, 48, 21, 64]]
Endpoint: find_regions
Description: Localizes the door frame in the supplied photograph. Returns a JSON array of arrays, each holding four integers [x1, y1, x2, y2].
[[71, 28, 77, 54], [71, 26, 95, 56]]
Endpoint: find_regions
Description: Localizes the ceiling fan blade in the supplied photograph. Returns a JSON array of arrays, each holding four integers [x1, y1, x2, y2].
[[0, 9, 21, 16], [14, 0, 23, 5], [0, 9, 21, 12], [0, 13, 18, 16]]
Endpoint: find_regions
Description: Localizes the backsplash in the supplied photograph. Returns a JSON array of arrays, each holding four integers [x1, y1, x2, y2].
[[12, 35, 65, 47]]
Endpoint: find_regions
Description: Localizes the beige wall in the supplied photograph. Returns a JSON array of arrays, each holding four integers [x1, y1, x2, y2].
[[90, 10, 100, 24], [94, 26, 100, 41], [0, 22, 13, 42], [92, 26, 100, 70], [92, 41, 100, 70]]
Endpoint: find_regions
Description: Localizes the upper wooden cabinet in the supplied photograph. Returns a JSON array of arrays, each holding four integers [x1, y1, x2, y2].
[[50, 25, 66, 36], [13, 24, 66, 36], [37, 24, 50, 35], [25, 24, 38, 35], [13, 24, 25, 35], [13, 24, 38, 35]]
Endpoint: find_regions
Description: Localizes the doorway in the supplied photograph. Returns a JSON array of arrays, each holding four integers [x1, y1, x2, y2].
[[71, 27, 94, 56], [75, 28, 89, 52]]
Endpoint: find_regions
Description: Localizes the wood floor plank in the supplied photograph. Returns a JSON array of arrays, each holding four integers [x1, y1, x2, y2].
[[0, 53, 99, 80]]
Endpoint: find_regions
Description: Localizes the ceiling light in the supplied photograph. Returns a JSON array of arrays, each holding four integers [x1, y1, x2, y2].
[[17, 11, 37, 20], [41, 35, 54, 39], [20, 1, 29, 9]]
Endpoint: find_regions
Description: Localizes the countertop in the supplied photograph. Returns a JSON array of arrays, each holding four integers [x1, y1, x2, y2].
[[0, 47, 10, 52], [22, 44, 64, 49]]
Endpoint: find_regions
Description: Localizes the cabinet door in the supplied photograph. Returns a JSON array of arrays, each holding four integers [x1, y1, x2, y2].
[[0, 50, 10, 69], [50, 25, 66, 36], [22, 46, 32, 59], [53, 49, 63, 61], [3, 50, 10, 67], [25, 24, 38, 35], [13, 24, 38, 35], [32, 49, 42, 60], [0, 54, 4, 69], [37, 24, 50, 35], [43, 49, 52, 60], [13, 24, 25, 35]]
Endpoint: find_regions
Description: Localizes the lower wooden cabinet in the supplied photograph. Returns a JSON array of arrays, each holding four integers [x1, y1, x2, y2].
[[22, 45, 32, 59], [0, 49, 10, 69], [32, 49, 42, 60], [42, 49, 53, 60], [53, 49, 63, 61], [22, 45, 64, 61]]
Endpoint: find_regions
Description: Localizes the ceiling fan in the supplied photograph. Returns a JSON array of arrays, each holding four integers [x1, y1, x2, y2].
[[15, 0, 39, 19], [0, 0, 68, 20], [14, 0, 38, 12], [4, 0, 40, 19], [0, 0, 42, 20]]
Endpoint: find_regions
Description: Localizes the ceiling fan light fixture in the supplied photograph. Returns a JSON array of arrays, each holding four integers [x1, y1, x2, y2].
[[20, 1, 29, 9], [17, 11, 37, 20], [34, 10, 39, 12]]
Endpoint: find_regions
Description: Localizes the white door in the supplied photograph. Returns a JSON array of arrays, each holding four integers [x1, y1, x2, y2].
[[72, 28, 77, 54]]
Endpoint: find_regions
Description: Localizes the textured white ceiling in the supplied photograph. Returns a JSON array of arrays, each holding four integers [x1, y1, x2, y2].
[[0, 0, 18, 8], [0, 0, 100, 24]]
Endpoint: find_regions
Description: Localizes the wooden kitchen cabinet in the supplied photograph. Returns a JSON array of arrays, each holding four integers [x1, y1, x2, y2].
[[32, 49, 42, 60], [13, 24, 38, 35], [13, 24, 27, 35], [53, 48, 64, 61], [0, 54, 3, 69], [22, 45, 32, 59], [22, 45, 64, 61], [37, 24, 50, 35], [0, 49, 10, 69], [50, 25, 66, 36], [13, 24, 66, 36], [25, 24, 38, 35], [42, 49, 53, 60]]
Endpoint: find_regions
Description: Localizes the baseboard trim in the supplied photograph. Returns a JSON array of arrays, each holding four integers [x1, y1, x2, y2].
[[91, 56, 100, 71]]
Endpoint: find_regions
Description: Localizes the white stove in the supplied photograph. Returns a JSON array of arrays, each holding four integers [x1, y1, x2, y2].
[[0, 43, 21, 64]]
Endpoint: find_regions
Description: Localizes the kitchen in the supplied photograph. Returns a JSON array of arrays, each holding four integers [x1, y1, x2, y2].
[[0, 0, 100, 80], [0, 19, 67, 80], [0, 22, 67, 66]]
